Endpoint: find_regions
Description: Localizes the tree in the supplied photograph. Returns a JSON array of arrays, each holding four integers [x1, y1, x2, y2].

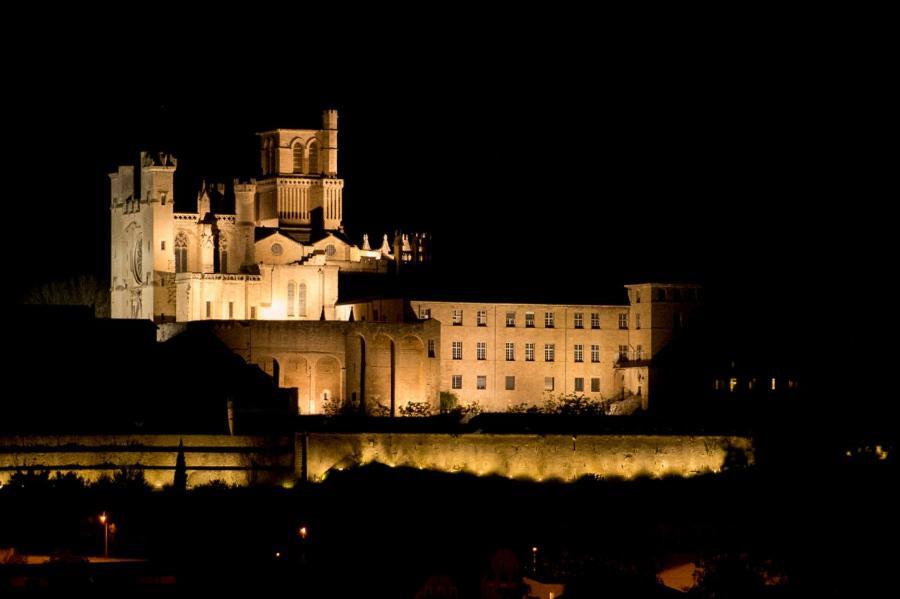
[[21, 274, 110, 318], [173, 439, 187, 491]]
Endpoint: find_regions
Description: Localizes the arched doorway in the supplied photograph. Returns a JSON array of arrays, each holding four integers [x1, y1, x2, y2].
[[315, 356, 341, 415], [396, 336, 426, 412], [283, 357, 311, 414], [365, 334, 393, 415]]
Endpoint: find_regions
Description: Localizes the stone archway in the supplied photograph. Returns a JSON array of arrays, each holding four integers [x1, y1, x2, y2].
[[260, 356, 282, 387], [283, 357, 311, 414], [365, 334, 393, 415], [314, 356, 341, 415], [396, 336, 426, 412]]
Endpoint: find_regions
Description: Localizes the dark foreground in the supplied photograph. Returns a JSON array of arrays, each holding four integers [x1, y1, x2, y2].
[[0, 452, 895, 597]]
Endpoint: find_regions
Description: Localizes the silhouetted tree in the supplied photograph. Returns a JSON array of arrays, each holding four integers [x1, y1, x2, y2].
[[21, 274, 110, 318], [174, 439, 187, 491]]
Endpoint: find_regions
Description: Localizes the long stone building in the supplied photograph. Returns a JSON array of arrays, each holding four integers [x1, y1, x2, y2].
[[110, 111, 700, 414]]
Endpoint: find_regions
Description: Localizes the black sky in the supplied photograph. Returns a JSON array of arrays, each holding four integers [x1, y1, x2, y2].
[[8, 14, 892, 386]]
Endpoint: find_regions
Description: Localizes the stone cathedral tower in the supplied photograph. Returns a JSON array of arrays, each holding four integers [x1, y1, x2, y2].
[[256, 109, 344, 239]]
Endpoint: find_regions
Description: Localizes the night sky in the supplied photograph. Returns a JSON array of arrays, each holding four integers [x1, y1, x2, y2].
[[8, 17, 891, 398]]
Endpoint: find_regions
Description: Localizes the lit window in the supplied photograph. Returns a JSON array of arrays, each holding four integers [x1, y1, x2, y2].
[[452, 309, 463, 325], [591, 312, 600, 329], [506, 312, 516, 327], [591, 378, 600, 393], [525, 312, 535, 328], [477, 376, 487, 390], [544, 344, 555, 362], [544, 377, 555, 391], [505, 376, 515, 390], [618, 313, 628, 329], [428, 339, 435, 358], [574, 313, 584, 328], [175, 233, 188, 273], [574, 377, 584, 392], [506, 342, 515, 361], [770, 377, 776, 391], [476, 342, 487, 360], [674, 312, 684, 330], [477, 310, 487, 326], [574, 344, 584, 363], [452, 341, 462, 360], [525, 343, 535, 361], [591, 344, 600, 363], [452, 375, 462, 389], [419, 307, 431, 319], [729, 378, 738, 392], [545, 312, 555, 328]]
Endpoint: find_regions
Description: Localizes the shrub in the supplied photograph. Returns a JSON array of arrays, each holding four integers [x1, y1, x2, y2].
[[439, 391, 459, 413], [399, 401, 433, 417]]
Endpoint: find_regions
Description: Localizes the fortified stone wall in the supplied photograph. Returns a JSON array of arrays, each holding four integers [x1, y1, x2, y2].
[[0, 432, 753, 488], [301, 433, 753, 482], [0, 435, 294, 488]]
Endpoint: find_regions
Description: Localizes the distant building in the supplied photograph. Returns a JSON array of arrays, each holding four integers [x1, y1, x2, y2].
[[109, 111, 699, 413]]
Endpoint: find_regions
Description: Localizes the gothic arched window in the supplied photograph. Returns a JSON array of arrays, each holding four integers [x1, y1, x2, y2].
[[287, 281, 296, 317], [175, 233, 188, 273], [307, 140, 318, 174], [292, 143, 304, 174], [298, 283, 307, 317]]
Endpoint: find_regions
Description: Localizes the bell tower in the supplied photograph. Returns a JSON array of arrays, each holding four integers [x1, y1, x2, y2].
[[255, 110, 344, 240]]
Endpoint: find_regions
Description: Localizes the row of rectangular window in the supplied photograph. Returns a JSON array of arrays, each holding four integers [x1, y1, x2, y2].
[[451, 375, 601, 393], [451, 342, 617, 362], [439, 309, 632, 329]]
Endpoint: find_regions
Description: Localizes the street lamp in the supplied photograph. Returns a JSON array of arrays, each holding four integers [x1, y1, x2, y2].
[[99, 512, 109, 558], [531, 546, 538, 574]]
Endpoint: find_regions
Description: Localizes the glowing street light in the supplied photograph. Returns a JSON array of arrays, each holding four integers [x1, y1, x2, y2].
[[531, 546, 538, 574], [299, 526, 308, 540], [99, 512, 109, 557]]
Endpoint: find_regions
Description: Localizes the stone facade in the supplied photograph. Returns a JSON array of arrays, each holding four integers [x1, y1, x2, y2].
[[159, 319, 443, 416], [339, 284, 702, 412], [111, 112, 701, 414], [110, 111, 394, 323]]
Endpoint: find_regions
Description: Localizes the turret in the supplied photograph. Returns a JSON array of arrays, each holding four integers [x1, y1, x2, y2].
[[321, 109, 338, 176]]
